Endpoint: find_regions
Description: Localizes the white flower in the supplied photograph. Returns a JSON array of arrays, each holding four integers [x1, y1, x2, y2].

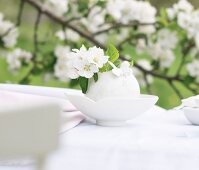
[[147, 42, 175, 68], [71, 45, 101, 78], [159, 49, 175, 68], [95, 33, 108, 45], [54, 59, 78, 81], [55, 29, 80, 42], [177, 10, 199, 44], [133, 59, 153, 87], [87, 46, 108, 68], [106, 0, 156, 24], [74, 59, 99, 78], [106, 0, 125, 21], [111, 61, 132, 77], [187, 59, 199, 82], [2, 28, 19, 48], [55, 30, 65, 41], [136, 39, 147, 54], [0, 20, 13, 36], [63, 45, 111, 79], [6, 48, 32, 71], [54, 45, 79, 81], [144, 28, 177, 68], [0, 13, 18, 48], [195, 33, 199, 49], [81, 6, 106, 32], [174, 0, 193, 13], [167, 0, 193, 20], [120, 61, 133, 76], [115, 29, 129, 43], [138, 25, 156, 34], [44, 0, 68, 17], [157, 29, 178, 49], [55, 45, 109, 80], [54, 45, 70, 59]]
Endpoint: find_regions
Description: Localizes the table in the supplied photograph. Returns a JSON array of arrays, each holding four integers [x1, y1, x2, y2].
[[1, 106, 199, 170]]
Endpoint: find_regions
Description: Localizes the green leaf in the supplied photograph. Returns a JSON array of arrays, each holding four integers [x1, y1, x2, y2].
[[69, 79, 79, 88], [114, 60, 121, 67], [183, 75, 195, 86], [106, 44, 119, 63], [99, 62, 112, 72], [93, 73, 98, 82], [79, 77, 89, 94]]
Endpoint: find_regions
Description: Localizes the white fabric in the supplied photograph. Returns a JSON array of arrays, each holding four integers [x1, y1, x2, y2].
[[1, 106, 199, 170], [0, 84, 81, 99], [0, 85, 85, 132]]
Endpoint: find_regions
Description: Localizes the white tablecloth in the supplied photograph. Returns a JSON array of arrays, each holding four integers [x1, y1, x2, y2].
[[1, 106, 199, 170]]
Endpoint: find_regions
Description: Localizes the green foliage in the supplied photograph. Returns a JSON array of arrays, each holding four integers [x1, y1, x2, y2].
[[106, 44, 119, 63], [93, 73, 98, 82], [79, 76, 89, 93]]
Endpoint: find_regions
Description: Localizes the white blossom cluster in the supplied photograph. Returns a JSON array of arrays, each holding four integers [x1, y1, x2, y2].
[[106, 0, 156, 34], [109, 61, 133, 77], [167, 0, 193, 20], [54, 45, 72, 82], [81, 6, 107, 33], [133, 59, 153, 87], [166, 0, 199, 80], [6, 48, 32, 72], [186, 59, 199, 83], [106, 0, 156, 25], [55, 29, 80, 42], [136, 28, 178, 68], [54, 45, 109, 80], [167, 0, 199, 48], [50, 0, 157, 47], [0, 13, 19, 48], [0, 13, 32, 73], [147, 29, 178, 68], [44, 0, 69, 17]]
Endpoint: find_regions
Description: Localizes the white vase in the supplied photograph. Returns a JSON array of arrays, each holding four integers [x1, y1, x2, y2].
[[86, 71, 140, 101]]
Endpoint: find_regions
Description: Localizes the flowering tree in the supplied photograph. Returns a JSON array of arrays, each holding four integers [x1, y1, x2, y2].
[[0, 0, 199, 107]]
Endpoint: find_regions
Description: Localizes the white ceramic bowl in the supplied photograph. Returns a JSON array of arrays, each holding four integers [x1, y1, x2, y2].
[[66, 94, 158, 126], [182, 97, 199, 125], [183, 107, 199, 125]]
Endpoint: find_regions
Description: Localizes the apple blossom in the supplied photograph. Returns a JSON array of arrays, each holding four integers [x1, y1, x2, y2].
[[44, 0, 68, 17], [6, 48, 32, 72], [133, 60, 153, 87]]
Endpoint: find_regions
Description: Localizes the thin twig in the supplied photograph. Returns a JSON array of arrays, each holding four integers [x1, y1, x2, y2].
[[93, 22, 155, 36], [168, 80, 183, 99], [33, 11, 42, 55], [0, 0, 25, 38], [143, 73, 152, 94], [19, 11, 42, 84], [16, 0, 25, 26]]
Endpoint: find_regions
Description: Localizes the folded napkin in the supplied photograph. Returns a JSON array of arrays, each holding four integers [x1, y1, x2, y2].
[[0, 89, 85, 132]]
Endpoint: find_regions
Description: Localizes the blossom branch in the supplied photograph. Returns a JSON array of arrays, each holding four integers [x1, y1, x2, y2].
[[20, 0, 199, 98], [93, 22, 156, 36], [19, 10, 41, 84], [168, 80, 183, 99], [0, 0, 24, 39]]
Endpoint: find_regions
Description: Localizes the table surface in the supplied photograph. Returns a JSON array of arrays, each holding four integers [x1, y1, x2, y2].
[[1, 106, 199, 170]]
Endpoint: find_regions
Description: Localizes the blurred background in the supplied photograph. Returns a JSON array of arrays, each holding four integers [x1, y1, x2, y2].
[[0, 0, 199, 109]]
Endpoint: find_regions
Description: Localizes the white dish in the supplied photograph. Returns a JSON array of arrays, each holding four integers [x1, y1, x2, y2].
[[66, 94, 158, 126], [183, 107, 199, 125], [195, 98, 199, 107]]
